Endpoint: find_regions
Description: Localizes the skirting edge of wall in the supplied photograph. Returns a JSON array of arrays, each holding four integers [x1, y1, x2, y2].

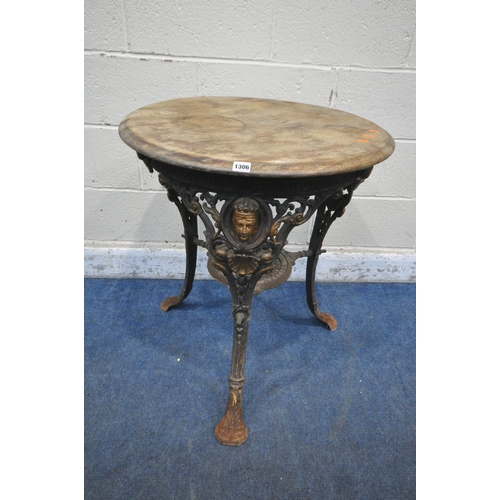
[[84, 246, 416, 282]]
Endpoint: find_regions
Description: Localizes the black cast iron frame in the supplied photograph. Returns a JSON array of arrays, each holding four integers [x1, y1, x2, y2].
[[139, 153, 372, 446]]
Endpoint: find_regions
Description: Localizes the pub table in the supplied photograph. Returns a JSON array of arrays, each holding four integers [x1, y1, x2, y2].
[[118, 96, 395, 446]]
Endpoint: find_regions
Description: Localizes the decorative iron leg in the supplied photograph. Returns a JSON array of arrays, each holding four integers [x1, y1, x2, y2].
[[214, 273, 253, 446], [160, 186, 198, 312], [306, 209, 338, 331], [214, 264, 272, 446], [306, 189, 354, 330]]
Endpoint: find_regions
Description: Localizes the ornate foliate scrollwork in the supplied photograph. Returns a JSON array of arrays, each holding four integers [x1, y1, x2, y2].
[[156, 170, 369, 286], [200, 192, 222, 235], [314, 186, 354, 239], [268, 196, 319, 246], [159, 174, 223, 244]]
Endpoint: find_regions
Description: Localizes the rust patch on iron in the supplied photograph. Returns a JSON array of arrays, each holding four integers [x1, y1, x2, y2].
[[316, 311, 338, 331], [160, 295, 182, 312], [215, 387, 248, 446]]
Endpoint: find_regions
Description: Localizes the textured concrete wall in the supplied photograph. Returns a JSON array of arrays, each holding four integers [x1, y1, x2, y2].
[[84, 0, 415, 261]]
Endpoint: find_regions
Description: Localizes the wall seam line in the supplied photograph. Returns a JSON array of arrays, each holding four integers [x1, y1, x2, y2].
[[84, 50, 415, 74], [119, 0, 129, 50]]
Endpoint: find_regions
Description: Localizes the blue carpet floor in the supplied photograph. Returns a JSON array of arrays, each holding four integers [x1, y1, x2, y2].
[[85, 278, 415, 499]]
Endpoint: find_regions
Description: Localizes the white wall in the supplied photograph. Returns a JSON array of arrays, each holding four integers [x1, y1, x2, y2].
[[84, 0, 416, 281]]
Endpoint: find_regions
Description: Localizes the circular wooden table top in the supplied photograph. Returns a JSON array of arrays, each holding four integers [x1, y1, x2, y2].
[[119, 96, 395, 178]]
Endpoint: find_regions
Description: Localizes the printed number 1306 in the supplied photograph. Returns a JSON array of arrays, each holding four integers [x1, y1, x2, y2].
[[232, 161, 252, 172]]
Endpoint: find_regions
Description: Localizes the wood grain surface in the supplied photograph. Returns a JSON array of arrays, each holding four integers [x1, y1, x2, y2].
[[119, 97, 395, 178]]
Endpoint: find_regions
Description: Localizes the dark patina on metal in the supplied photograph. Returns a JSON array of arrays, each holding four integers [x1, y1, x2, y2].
[[119, 97, 395, 446], [142, 154, 372, 446]]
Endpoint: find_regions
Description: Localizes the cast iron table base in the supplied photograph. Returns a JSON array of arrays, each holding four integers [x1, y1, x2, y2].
[[141, 155, 371, 445]]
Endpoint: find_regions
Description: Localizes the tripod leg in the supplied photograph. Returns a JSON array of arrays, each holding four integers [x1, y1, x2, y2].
[[160, 187, 198, 312], [306, 206, 338, 331], [214, 272, 256, 446], [305, 190, 354, 330]]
